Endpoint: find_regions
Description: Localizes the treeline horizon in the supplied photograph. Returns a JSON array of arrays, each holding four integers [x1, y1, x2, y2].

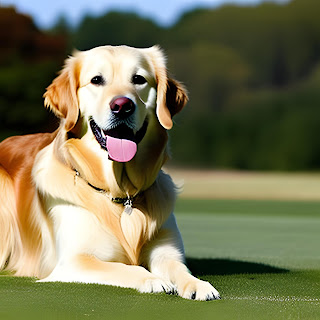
[[1, 0, 320, 170]]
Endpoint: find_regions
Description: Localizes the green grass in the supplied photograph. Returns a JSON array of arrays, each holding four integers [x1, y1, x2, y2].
[[175, 198, 320, 217], [1, 271, 320, 320], [1, 199, 320, 319], [175, 199, 320, 270]]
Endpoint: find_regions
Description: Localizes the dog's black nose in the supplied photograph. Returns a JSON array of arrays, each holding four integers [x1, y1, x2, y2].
[[110, 97, 135, 118]]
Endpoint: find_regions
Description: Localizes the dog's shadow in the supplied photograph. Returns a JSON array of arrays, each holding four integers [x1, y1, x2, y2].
[[186, 257, 288, 276]]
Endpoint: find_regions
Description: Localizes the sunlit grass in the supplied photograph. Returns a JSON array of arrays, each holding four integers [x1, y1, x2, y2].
[[1, 271, 320, 320], [168, 169, 320, 201], [1, 172, 320, 319]]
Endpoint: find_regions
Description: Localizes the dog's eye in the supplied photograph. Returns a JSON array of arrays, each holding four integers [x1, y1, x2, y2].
[[132, 75, 147, 85], [91, 75, 105, 86]]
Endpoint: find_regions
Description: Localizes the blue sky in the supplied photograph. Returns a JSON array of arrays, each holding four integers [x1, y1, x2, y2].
[[2, 0, 289, 29]]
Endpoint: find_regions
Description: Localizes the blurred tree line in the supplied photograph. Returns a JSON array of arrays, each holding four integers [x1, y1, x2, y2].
[[1, 0, 320, 170], [0, 7, 66, 137]]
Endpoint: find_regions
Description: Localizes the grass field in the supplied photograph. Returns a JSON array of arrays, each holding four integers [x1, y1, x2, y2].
[[168, 169, 320, 201], [1, 171, 320, 319]]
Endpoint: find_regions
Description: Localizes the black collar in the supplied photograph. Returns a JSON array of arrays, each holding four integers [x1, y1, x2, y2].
[[73, 169, 138, 215]]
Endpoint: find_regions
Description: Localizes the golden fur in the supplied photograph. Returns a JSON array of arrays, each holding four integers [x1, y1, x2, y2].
[[0, 45, 220, 300]]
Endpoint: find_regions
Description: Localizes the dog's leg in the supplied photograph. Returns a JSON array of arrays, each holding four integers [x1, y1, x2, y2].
[[39, 254, 175, 294], [39, 204, 174, 294], [144, 213, 220, 301]]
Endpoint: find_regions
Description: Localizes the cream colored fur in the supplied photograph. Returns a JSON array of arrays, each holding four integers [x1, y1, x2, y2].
[[0, 45, 220, 300]]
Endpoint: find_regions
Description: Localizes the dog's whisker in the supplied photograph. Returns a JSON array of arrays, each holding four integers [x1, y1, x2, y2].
[[100, 128, 106, 139]]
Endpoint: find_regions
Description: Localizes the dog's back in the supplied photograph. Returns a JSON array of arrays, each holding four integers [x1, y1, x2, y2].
[[0, 133, 56, 275]]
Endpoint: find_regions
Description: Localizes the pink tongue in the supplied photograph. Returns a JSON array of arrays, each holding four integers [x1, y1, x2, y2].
[[106, 136, 137, 162]]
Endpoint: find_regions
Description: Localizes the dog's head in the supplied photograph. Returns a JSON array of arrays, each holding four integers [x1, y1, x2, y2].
[[44, 45, 188, 163]]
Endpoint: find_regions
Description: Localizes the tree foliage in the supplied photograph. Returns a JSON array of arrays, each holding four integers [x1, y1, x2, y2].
[[1, 0, 320, 170], [72, 12, 163, 50]]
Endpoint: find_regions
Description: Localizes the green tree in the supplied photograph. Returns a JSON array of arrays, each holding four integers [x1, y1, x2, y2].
[[72, 12, 164, 50]]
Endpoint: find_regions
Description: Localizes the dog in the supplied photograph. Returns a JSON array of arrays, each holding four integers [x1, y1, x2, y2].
[[0, 45, 220, 300]]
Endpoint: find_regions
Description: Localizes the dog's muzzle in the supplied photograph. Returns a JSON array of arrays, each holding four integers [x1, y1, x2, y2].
[[90, 117, 148, 163]]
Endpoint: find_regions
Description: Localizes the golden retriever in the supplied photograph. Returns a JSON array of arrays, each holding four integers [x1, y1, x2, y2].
[[0, 45, 220, 300]]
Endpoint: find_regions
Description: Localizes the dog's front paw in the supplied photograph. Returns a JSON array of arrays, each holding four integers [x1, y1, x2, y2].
[[138, 276, 176, 295], [177, 275, 220, 301]]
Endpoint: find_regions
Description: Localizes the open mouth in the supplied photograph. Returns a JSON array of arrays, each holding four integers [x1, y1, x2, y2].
[[89, 118, 148, 162]]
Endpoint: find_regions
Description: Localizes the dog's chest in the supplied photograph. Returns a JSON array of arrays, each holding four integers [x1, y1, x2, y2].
[[49, 202, 157, 266]]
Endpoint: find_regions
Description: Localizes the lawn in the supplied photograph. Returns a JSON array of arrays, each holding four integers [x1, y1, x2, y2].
[[1, 173, 320, 319]]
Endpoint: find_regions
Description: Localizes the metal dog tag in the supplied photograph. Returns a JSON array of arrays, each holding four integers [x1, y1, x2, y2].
[[123, 198, 133, 215]]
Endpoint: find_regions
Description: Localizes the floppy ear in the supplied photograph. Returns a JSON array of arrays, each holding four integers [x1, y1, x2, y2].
[[166, 77, 188, 120], [44, 55, 80, 132], [146, 46, 188, 130]]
